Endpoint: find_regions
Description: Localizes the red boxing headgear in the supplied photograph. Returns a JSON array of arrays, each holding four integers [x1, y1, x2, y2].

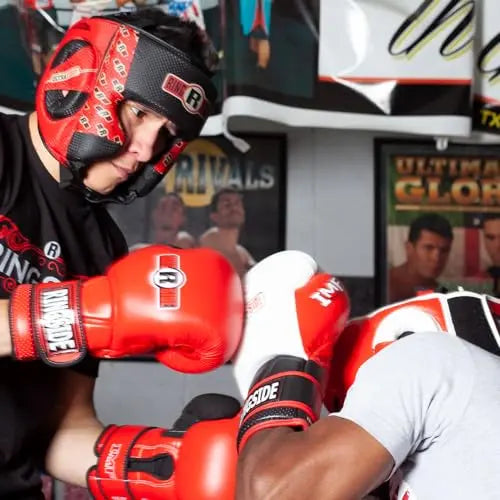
[[36, 13, 217, 204], [325, 290, 500, 412]]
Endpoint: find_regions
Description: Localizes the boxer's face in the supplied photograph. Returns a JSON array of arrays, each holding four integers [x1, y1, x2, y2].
[[211, 192, 245, 229], [83, 101, 177, 194], [483, 219, 500, 266], [152, 195, 186, 238], [407, 229, 451, 280]]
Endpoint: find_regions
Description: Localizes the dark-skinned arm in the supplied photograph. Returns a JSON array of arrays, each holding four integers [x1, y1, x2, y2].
[[237, 332, 472, 500], [236, 416, 393, 500]]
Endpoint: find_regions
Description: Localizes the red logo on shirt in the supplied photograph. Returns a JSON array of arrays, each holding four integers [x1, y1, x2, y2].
[[0, 216, 66, 292]]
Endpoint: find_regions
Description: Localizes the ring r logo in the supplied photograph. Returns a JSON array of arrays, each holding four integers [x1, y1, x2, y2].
[[161, 73, 208, 117], [153, 254, 186, 309]]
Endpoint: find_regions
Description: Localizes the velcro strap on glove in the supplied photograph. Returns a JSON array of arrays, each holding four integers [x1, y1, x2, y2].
[[87, 425, 175, 500], [237, 356, 324, 451], [9, 280, 87, 366]]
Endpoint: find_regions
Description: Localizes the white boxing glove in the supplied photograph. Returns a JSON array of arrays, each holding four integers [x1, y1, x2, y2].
[[232, 250, 350, 451]]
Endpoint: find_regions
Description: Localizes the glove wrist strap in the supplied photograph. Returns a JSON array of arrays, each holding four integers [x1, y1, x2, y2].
[[237, 355, 324, 451], [88, 425, 150, 500], [10, 281, 87, 366], [88, 424, 177, 500]]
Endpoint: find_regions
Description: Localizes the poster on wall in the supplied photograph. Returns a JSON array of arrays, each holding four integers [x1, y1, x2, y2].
[[472, 0, 500, 139], [3, 0, 497, 140], [223, 0, 474, 137], [375, 139, 500, 307], [108, 133, 287, 280], [0, 0, 223, 113]]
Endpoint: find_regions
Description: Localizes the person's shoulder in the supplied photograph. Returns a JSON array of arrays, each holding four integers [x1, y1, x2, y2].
[[0, 111, 10, 125], [362, 332, 475, 392], [236, 244, 256, 265], [389, 262, 404, 274], [378, 332, 470, 363], [349, 332, 475, 426], [387, 264, 420, 302], [236, 243, 250, 255], [0, 111, 28, 131], [388, 264, 407, 284], [0, 112, 32, 211], [0, 111, 21, 124], [0, 111, 23, 144], [176, 231, 196, 248], [199, 227, 219, 244]]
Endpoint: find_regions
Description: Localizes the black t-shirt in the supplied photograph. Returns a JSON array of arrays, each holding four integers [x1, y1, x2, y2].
[[0, 112, 128, 498]]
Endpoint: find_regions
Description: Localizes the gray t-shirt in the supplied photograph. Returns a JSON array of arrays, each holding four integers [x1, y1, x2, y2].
[[333, 332, 500, 499]]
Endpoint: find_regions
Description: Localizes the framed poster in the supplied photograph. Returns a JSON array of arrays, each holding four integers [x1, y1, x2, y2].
[[375, 139, 500, 307], [0, 0, 223, 112], [109, 133, 287, 280]]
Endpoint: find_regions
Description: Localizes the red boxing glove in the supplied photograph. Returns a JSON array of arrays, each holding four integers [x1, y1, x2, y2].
[[87, 393, 240, 500], [232, 251, 350, 451], [9, 245, 244, 372]]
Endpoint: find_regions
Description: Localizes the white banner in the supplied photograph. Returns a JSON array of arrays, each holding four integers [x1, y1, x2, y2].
[[319, 0, 474, 82], [471, 0, 500, 139], [217, 0, 477, 140]]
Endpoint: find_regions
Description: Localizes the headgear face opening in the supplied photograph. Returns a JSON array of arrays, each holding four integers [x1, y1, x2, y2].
[[36, 14, 217, 204]]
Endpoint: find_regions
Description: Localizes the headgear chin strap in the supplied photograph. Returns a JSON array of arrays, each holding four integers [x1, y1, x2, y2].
[[36, 14, 217, 204]]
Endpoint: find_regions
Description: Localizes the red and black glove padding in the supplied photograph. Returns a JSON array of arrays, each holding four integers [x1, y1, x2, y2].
[[87, 393, 241, 500], [9, 245, 244, 371], [324, 288, 500, 412]]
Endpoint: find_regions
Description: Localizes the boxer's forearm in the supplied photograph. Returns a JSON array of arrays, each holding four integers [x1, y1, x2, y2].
[[236, 417, 393, 500], [237, 427, 295, 499], [0, 300, 12, 356], [45, 370, 101, 487], [45, 417, 102, 487]]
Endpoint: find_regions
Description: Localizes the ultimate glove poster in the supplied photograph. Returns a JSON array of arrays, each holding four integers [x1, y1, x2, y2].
[[1, 0, 500, 140], [375, 139, 500, 306]]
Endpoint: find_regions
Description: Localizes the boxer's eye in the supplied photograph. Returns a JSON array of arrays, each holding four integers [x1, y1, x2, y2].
[[130, 105, 146, 118]]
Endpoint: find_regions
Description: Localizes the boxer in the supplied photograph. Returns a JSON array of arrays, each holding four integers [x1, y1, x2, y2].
[[0, 8, 228, 496], [235, 260, 500, 500]]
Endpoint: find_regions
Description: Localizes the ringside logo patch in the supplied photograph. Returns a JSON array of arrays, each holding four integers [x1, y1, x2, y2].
[[162, 73, 208, 117], [40, 286, 78, 354], [242, 381, 280, 420]]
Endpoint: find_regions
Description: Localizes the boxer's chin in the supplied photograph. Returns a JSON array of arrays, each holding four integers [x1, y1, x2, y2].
[[83, 162, 122, 194]]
